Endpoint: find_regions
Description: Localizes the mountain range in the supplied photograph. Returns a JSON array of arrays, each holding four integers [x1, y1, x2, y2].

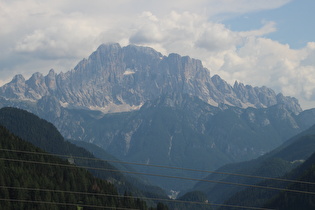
[[0, 43, 314, 193], [190, 121, 315, 206], [0, 43, 302, 114], [0, 107, 167, 201], [0, 114, 164, 209], [2, 107, 315, 209]]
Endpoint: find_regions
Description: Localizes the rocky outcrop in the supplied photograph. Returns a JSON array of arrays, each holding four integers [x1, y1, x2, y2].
[[0, 43, 302, 114]]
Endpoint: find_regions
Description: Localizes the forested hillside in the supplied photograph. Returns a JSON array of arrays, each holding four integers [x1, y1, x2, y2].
[[0, 125, 152, 209], [1, 43, 314, 193], [223, 148, 315, 209], [264, 151, 315, 209], [190, 123, 315, 207], [0, 107, 169, 205], [215, 132, 315, 209]]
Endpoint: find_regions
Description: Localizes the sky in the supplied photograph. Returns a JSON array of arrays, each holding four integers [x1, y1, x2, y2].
[[0, 0, 315, 109]]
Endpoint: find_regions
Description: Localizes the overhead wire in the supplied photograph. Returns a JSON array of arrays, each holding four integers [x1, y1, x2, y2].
[[0, 198, 139, 210], [1, 156, 315, 196], [1, 147, 314, 209], [1, 148, 314, 186], [0, 185, 274, 210]]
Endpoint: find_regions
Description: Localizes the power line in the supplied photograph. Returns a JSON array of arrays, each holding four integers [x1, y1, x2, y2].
[[1, 157, 314, 196], [0, 185, 273, 210], [0, 198, 139, 210], [1, 148, 313, 186]]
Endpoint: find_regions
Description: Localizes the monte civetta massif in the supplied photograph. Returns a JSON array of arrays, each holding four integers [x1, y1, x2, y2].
[[1, 43, 314, 191]]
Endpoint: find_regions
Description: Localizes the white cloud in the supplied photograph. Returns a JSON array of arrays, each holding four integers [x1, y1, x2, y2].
[[239, 21, 277, 37], [204, 0, 291, 16], [1, 0, 315, 109], [206, 38, 315, 109], [129, 12, 165, 44], [195, 23, 240, 51]]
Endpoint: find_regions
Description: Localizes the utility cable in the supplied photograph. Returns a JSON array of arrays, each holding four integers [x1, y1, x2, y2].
[[0, 148, 313, 186], [1, 157, 314, 196], [0, 198, 139, 209], [0, 185, 273, 210]]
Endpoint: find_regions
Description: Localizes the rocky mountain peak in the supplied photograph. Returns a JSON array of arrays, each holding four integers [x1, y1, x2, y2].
[[12, 74, 26, 83], [47, 69, 56, 77], [26, 72, 44, 89], [124, 44, 163, 58], [212, 75, 234, 94], [98, 42, 121, 52], [0, 74, 26, 99], [45, 69, 57, 91], [0, 43, 303, 114], [276, 93, 302, 114]]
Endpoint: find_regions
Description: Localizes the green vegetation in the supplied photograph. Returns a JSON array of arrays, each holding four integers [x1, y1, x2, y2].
[[2, 93, 315, 194], [191, 122, 315, 207], [69, 139, 168, 201], [0, 107, 168, 199], [2, 103, 315, 209], [0, 125, 151, 209], [217, 134, 315, 209], [264, 151, 315, 209], [0, 107, 169, 207]]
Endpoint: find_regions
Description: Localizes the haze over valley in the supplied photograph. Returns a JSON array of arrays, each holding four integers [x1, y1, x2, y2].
[[1, 0, 315, 209]]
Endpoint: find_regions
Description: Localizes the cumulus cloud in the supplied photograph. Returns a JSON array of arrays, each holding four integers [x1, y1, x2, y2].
[[204, 0, 291, 17], [206, 38, 315, 108], [0, 0, 291, 65], [239, 21, 277, 37], [1, 0, 315, 109], [195, 23, 240, 51], [129, 12, 164, 44]]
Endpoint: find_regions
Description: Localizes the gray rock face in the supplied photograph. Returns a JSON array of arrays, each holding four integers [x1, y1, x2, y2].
[[0, 43, 311, 193], [0, 92, 313, 192], [0, 74, 26, 99], [0, 43, 302, 114]]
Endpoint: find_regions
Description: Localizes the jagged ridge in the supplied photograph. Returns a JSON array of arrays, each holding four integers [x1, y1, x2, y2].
[[0, 43, 302, 114]]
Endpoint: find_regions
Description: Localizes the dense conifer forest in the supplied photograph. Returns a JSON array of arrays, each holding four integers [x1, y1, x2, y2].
[[0, 125, 159, 209]]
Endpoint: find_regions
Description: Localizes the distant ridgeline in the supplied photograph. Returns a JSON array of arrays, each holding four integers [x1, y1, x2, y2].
[[0, 107, 171, 209], [0, 125, 156, 210], [0, 43, 302, 113], [189, 123, 315, 209], [0, 43, 315, 193]]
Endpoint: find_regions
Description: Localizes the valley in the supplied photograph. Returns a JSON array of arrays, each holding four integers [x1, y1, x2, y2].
[[1, 43, 315, 209]]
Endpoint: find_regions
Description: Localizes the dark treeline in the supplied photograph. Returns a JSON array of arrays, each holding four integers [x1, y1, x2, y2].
[[0, 107, 168, 201], [0, 125, 169, 209]]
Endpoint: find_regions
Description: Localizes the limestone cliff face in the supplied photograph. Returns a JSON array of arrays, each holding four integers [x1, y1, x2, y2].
[[0, 43, 311, 191], [0, 43, 302, 114]]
